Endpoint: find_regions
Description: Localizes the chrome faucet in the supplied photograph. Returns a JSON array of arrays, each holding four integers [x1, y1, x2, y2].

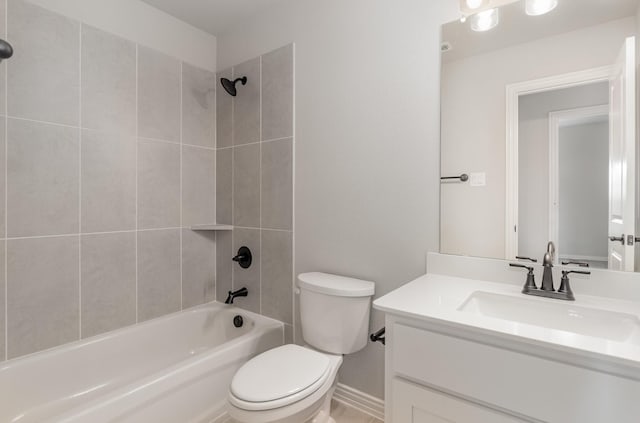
[[540, 241, 555, 292], [509, 242, 590, 301]]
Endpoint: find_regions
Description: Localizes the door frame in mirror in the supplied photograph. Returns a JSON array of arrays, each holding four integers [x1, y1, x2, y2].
[[505, 66, 613, 259], [548, 104, 609, 261]]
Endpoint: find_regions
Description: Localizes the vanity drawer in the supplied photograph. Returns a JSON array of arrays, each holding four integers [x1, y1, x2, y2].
[[391, 377, 527, 423], [392, 323, 640, 423]]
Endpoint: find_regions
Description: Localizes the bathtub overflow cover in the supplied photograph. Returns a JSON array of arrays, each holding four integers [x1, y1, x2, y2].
[[233, 315, 244, 328]]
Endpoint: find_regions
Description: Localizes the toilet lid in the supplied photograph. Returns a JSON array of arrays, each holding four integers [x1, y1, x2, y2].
[[230, 344, 331, 403]]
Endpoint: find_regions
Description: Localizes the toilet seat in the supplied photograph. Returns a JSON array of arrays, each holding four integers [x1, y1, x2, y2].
[[229, 345, 332, 411]]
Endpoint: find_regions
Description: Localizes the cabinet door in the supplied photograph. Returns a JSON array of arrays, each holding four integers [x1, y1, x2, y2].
[[391, 378, 527, 423]]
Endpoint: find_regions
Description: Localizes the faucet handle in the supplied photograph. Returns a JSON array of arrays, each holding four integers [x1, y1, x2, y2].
[[562, 270, 591, 276], [510, 263, 537, 293], [516, 256, 538, 263], [509, 263, 533, 271], [561, 260, 589, 267], [558, 270, 590, 301]]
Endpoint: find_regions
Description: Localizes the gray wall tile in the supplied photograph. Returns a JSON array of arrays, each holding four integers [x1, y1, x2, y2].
[[216, 68, 233, 149], [138, 139, 180, 229], [7, 236, 79, 358], [284, 323, 293, 345], [0, 60, 5, 117], [261, 230, 293, 324], [0, 241, 4, 360], [7, 119, 79, 237], [137, 229, 181, 321], [183, 63, 215, 148], [0, 119, 5, 237], [182, 146, 215, 226], [216, 147, 232, 225], [81, 232, 136, 338], [262, 138, 293, 230], [262, 44, 294, 141], [216, 230, 232, 303], [81, 25, 136, 134], [233, 143, 260, 228], [8, 0, 79, 125], [0, 0, 6, 116], [233, 58, 260, 145], [138, 46, 180, 142], [182, 229, 215, 308], [82, 130, 136, 233], [232, 228, 260, 313]]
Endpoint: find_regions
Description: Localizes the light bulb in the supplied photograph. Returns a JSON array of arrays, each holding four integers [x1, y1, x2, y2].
[[470, 8, 500, 32], [465, 0, 485, 10], [526, 0, 558, 16]]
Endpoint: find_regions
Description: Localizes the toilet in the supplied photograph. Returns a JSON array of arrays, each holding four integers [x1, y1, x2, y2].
[[227, 272, 375, 423]]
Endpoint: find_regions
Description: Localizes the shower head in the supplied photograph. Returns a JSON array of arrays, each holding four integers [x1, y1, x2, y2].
[[220, 76, 247, 97], [0, 39, 13, 61]]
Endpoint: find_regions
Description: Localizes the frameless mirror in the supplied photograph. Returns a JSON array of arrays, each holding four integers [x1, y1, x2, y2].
[[440, 0, 640, 271]]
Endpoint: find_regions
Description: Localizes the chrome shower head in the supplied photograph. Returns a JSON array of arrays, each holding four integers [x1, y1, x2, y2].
[[220, 76, 247, 97]]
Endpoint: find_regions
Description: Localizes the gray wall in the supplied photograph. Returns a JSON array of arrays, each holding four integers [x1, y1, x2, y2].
[[217, 0, 459, 399], [559, 121, 609, 259], [1, 0, 217, 360], [518, 83, 608, 259], [215, 44, 295, 341]]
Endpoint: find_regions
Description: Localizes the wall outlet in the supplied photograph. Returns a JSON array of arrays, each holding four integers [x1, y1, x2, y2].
[[470, 172, 486, 187]]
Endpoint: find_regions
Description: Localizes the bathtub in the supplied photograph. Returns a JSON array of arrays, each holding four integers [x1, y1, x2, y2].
[[0, 302, 284, 423]]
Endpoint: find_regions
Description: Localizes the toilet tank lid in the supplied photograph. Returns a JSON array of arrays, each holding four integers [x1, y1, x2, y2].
[[297, 272, 375, 297]]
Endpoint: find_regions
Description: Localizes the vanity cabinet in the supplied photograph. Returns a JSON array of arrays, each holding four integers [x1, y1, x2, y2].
[[391, 378, 526, 423], [384, 320, 640, 423]]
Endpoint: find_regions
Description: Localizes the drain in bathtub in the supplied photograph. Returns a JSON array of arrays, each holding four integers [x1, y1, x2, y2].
[[233, 315, 244, 328]]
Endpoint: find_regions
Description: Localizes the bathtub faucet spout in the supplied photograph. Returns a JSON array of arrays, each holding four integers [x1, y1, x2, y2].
[[225, 287, 248, 304]]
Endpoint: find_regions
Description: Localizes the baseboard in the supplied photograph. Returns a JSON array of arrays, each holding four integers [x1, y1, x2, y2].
[[333, 383, 385, 421]]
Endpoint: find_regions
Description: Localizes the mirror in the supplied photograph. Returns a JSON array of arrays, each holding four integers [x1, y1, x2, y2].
[[440, 0, 640, 271]]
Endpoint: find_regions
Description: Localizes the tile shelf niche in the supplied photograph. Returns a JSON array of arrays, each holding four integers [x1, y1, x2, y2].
[[190, 224, 234, 231]]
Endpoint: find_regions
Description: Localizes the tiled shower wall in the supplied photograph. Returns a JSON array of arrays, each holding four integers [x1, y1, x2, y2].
[[216, 44, 294, 341], [0, 0, 217, 360]]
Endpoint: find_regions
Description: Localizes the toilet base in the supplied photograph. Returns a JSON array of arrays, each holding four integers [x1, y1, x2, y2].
[[308, 385, 336, 423]]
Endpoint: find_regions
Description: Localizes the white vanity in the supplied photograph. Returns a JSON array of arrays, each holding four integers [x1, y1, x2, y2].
[[374, 253, 640, 423]]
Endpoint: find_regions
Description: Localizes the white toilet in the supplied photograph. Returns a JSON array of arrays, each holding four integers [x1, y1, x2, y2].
[[227, 272, 375, 423]]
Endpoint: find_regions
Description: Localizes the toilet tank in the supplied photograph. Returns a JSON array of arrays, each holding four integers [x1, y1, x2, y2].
[[298, 272, 375, 355]]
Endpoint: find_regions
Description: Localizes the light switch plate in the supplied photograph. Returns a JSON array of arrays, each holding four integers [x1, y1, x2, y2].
[[470, 172, 486, 187]]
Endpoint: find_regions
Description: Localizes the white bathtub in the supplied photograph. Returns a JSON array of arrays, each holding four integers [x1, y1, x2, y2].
[[0, 302, 284, 423]]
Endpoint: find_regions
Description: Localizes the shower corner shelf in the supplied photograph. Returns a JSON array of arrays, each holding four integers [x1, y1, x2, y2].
[[191, 224, 234, 231]]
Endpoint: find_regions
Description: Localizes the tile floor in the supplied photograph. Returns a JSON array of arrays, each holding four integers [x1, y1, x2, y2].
[[331, 400, 383, 423], [222, 400, 383, 423]]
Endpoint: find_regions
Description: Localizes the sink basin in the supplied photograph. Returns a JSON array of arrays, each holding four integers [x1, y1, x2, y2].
[[459, 291, 640, 345]]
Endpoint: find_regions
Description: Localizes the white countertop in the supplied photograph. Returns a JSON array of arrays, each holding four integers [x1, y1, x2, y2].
[[374, 272, 640, 375]]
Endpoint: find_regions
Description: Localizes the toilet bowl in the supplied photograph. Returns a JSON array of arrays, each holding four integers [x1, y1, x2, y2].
[[227, 345, 343, 423], [226, 272, 375, 423]]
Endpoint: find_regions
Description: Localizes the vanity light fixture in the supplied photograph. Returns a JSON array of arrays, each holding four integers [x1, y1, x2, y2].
[[465, 0, 488, 10], [470, 8, 500, 32], [525, 0, 558, 16]]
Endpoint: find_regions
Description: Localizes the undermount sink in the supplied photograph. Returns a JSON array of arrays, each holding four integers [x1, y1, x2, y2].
[[459, 291, 640, 346]]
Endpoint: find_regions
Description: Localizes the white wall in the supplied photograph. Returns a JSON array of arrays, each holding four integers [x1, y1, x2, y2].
[[559, 121, 609, 260], [517, 83, 608, 259], [25, 0, 216, 71], [218, 0, 459, 399], [441, 17, 635, 259]]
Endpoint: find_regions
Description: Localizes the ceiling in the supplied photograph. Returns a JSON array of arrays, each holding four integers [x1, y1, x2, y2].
[[140, 0, 289, 36], [443, 0, 639, 63]]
